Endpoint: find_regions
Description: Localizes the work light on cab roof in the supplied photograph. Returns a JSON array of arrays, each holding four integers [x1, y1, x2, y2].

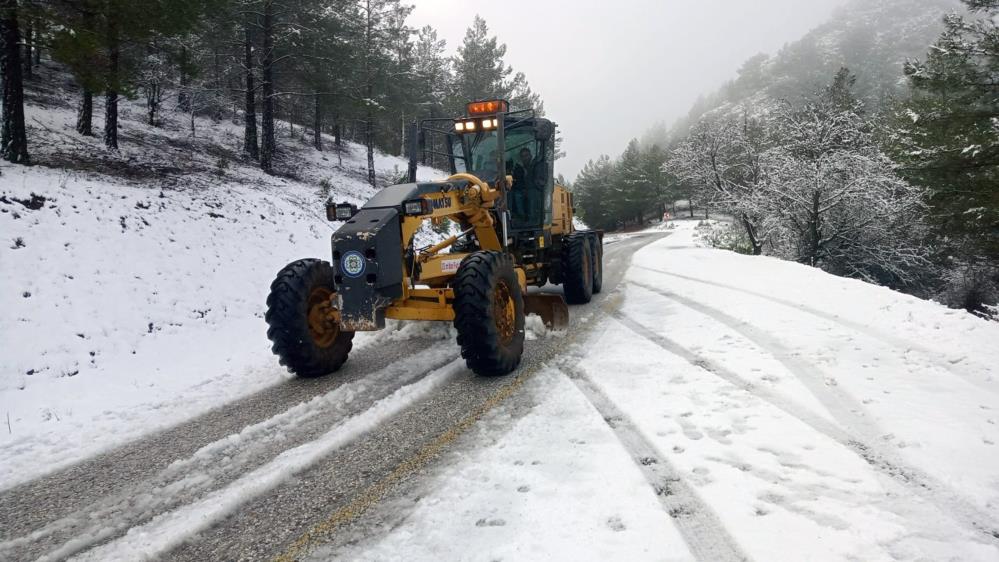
[[455, 99, 508, 133]]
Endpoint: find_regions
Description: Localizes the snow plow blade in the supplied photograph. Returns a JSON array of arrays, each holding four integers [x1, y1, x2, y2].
[[524, 293, 570, 329]]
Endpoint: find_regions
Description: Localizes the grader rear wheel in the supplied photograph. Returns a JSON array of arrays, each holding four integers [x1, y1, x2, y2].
[[453, 251, 525, 376], [562, 234, 594, 304], [591, 237, 603, 295], [266, 259, 354, 378]]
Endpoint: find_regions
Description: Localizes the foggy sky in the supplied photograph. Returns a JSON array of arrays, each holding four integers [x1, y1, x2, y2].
[[408, 0, 849, 180]]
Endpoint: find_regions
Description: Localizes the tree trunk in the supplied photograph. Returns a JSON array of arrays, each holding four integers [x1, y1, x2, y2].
[[243, 23, 258, 160], [76, 88, 93, 135], [313, 92, 323, 151], [364, 0, 375, 186], [259, 0, 275, 174], [146, 83, 160, 126], [740, 213, 763, 255], [0, 0, 29, 164], [212, 46, 222, 121], [21, 16, 29, 79], [178, 46, 190, 113], [365, 102, 375, 186], [104, 21, 119, 150], [807, 190, 821, 266]]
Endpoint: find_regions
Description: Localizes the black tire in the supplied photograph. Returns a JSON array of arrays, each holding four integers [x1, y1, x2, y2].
[[453, 251, 525, 376], [562, 234, 593, 304], [591, 236, 604, 295], [265, 258, 354, 378]]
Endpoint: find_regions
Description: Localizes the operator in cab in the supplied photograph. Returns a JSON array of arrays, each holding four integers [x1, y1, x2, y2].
[[512, 147, 546, 224]]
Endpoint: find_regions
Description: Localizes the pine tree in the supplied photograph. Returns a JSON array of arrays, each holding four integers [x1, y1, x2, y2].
[[572, 155, 616, 230], [895, 0, 999, 263], [450, 16, 542, 113], [43, 0, 209, 149]]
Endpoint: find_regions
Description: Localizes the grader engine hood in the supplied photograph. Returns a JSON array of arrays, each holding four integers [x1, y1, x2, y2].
[[331, 207, 404, 331]]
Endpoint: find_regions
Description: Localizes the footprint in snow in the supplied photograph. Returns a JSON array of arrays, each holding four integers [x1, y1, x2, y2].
[[517, 485, 530, 493], [476, 518, 506, 527], [606, 516, 626, 532], [683, 428, 704, 440]]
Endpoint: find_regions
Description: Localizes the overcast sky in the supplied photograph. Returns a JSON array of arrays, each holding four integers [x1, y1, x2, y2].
[[408, 0, 849, 180]]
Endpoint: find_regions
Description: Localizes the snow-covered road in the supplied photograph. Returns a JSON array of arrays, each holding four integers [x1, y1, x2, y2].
[[0, 227, 664, 561], [3, 221, 997, 561], [322, 221, 999, 562]]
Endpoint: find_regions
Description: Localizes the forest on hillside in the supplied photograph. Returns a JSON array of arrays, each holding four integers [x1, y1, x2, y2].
[[0, 1, 541, 182], [572, 0, 998, 316]]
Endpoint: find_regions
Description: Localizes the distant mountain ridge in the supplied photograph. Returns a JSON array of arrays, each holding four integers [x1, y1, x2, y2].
[[645, 0, 962, 145]]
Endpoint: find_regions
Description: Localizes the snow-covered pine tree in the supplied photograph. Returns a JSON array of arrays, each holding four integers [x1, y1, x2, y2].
[[896, 0, 999, 264]]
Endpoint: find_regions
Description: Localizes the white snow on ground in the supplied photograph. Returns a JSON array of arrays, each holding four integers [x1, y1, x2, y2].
[[340, 221, 999, 561], [317, 371, 695, 562], [0, 90, 443, 489]]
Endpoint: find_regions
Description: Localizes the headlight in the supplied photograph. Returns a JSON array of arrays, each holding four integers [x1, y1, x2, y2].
[[327, 201, 358, 221]]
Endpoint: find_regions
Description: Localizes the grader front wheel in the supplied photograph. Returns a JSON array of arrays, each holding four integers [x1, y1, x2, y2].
[[266, 259, 354, 378], [453, 251, 526, 376]]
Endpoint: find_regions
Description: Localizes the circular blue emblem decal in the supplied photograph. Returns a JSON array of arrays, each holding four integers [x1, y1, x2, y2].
[[341, 250, 366, 278]]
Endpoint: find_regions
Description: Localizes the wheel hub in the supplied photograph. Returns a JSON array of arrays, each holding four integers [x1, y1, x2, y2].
[[493, 281, 516, 345], [307, 287, 340, 348]]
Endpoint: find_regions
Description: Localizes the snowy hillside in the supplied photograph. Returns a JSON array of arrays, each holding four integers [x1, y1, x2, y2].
[[0, 80, 438, 488], [654, 0, 961, 141], [329, 221, 999, 561]]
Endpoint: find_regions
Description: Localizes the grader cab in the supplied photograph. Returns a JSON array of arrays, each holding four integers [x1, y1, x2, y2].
[[265, 100, 603, 377]]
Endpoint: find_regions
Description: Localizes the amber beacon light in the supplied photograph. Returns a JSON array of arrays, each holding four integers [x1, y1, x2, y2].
[[466, 100, 509, 115]]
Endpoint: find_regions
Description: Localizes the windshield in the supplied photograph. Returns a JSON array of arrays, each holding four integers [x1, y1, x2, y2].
[[453, 130, 501, 182], [452, 123, 552, 227]]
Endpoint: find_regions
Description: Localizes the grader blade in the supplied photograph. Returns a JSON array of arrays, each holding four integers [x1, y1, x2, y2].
[[524, 293, 570, 329]]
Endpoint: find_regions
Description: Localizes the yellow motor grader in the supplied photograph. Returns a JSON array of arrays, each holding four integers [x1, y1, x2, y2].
[[266, 99, 603, 377]]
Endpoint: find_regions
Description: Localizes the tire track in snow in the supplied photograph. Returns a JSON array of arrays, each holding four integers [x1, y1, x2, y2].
[[558, 364, 751, 562], [610, 311, 853, 445], [0, 346, 460, 562], [633, 265, 996, 390], [73, 358, 468, 562], [624, 281, 999, 545]]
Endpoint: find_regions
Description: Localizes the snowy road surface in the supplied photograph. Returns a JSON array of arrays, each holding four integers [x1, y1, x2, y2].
[[308, 222, 999, 562], [0, 226, 662, 560], [2, 221, 998, 561]]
